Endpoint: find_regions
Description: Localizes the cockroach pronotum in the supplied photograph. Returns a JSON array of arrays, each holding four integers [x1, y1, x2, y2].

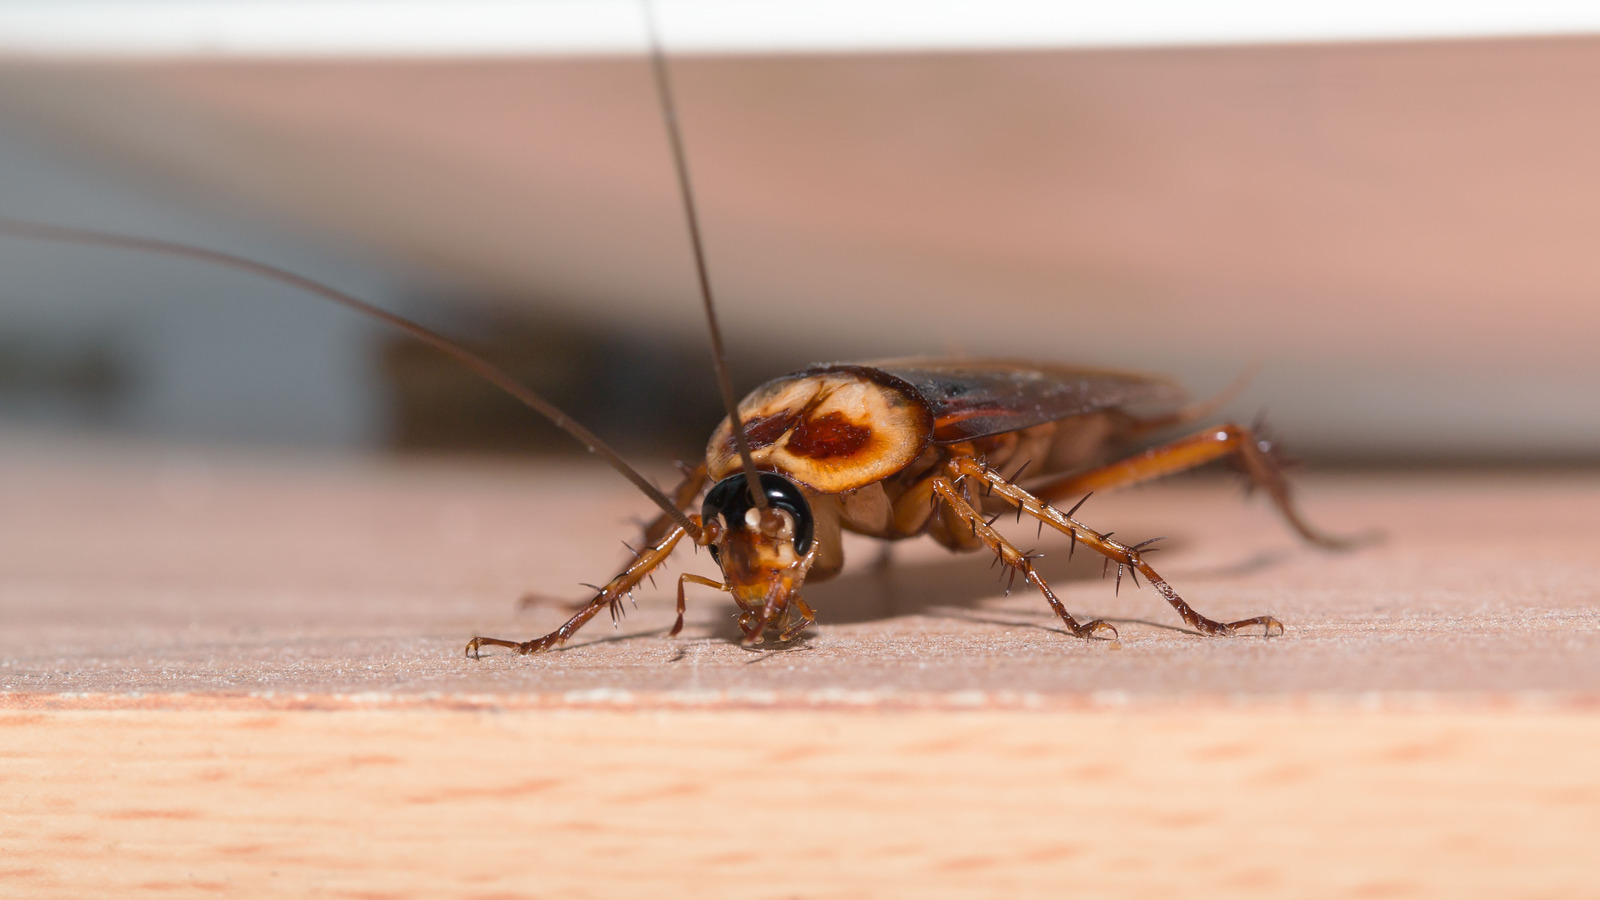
[[0, 5, 1353, 657]]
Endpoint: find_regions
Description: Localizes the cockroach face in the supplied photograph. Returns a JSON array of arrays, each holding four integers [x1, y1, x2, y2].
[[700, 473, 817, 631]]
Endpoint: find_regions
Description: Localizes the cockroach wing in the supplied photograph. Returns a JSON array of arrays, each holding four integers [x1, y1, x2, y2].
[[707, 367, 935, 494], [867, 358, 1184, 443]]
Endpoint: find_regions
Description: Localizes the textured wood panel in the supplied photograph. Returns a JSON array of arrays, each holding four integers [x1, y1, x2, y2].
[[4, 708, 1598, 899]]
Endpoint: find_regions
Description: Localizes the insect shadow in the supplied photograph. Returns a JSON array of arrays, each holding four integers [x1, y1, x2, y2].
[[530, 528, 1298, 649], [797, 532, 1288, 628]]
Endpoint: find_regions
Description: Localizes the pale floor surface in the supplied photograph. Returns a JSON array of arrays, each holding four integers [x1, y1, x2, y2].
[[4, 438, 1600, 899], [3, 436, 1596, 707]]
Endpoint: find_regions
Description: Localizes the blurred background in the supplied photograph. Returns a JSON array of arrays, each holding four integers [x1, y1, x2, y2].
[[0, 0, 1597, 465]]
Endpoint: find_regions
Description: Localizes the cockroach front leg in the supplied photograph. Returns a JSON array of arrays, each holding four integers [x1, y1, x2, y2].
[[675, 573, 724, 637], [642, 463, 709, 546], [520, 463, 708, 611], [735, 589, 792, 645], [930, 472, 1119, 641], [952, 456, 1282, 637], [779, 597, 817, 643], [1027, 422, 1353, 550], [734, 596, 816, 645], [467, 525, 687, 657]]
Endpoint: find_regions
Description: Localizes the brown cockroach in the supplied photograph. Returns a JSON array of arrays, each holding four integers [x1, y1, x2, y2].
[[0, 7, 1351, 656], [465, 353, 1352, 653]]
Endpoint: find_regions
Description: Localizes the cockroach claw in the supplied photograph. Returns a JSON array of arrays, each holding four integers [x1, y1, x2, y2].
[[1231, 617, 1286, 638], [1070, 619, 1119, 641]]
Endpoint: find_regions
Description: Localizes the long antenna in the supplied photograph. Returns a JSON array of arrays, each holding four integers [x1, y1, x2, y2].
[[0, 218, 701, 538], [641, 0, 767, 509]]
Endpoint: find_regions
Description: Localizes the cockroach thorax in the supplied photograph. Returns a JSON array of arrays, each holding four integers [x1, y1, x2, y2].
[[706, 368, 934, 494]]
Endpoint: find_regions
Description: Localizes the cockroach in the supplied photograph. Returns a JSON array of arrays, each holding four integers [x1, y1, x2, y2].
[[0, 6, 1352, 656]]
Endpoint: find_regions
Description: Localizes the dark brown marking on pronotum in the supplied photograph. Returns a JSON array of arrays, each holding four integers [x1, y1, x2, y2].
[[741, 410, 802, 450], [785, 411, 874, 460], [705, 367, 934, 493]]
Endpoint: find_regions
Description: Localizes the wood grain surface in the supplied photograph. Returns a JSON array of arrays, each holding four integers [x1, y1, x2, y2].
[[5, 708, 1599, 899], [2, 436, 1597, 897]]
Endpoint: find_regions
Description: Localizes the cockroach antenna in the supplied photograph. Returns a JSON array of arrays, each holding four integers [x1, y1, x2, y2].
[[0, 3, 773, 536], [0, 217, 703, 539], [640, 0, 767, 510], [4, 12, 1355, 655]]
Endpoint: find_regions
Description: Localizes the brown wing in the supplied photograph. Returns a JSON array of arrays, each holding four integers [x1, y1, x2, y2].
[[865, 358, 1184, 443]]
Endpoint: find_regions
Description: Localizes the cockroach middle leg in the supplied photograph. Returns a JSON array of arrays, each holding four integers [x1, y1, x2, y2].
[[466, 525, 688, 657], [1026, 422, 1354, 549], [951, 456, 1283, 637], [930, 472, 1118, 641]]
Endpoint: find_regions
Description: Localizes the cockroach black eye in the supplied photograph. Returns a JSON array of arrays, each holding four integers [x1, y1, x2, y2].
[[701, 472, 814, 563]]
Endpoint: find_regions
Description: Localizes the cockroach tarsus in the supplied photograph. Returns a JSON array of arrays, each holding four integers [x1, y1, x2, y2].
[[0, 1, 1358, 659]]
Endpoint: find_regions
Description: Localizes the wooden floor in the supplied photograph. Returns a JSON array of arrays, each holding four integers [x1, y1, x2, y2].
[[2, 436, 1597, 898]]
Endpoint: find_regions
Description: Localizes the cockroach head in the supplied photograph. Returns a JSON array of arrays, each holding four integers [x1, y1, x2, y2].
[[701, 472, 813, 564], [699, 472, 817, 616]]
